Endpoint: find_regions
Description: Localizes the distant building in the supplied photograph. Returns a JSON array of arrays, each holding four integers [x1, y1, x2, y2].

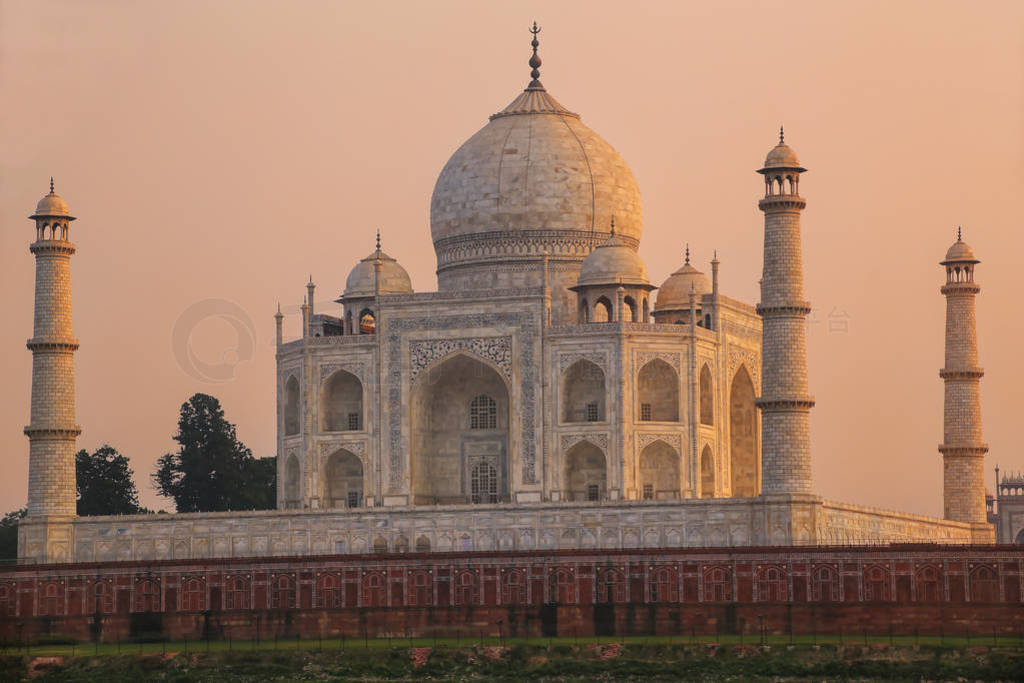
[[987, 468, 1024, 543]]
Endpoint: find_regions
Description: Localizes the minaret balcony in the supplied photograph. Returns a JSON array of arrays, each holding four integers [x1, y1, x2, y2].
[[758, 195, 806, 211]]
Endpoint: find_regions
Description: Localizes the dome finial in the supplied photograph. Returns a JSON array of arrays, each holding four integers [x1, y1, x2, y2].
[[49, 177, 54, 194], [779, 125, 784, 144], [957, 225, 962, 241], [376, 228, 381, 251], [684, 243, 690, 266], [609, 215, 616, 236], [527, 21, 544, 90]]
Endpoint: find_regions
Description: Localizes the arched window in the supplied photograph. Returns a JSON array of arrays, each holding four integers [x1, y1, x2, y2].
[[91, 581, 113, 614], [703, 567, 731, 602], [594, 297, 612, 323], [284, 376, 300, 436], [969, 565, 998, 602], [321, 370, 363, 431], [598, 568, 626, 603], [323, 450, 363, 508], [284, 453, 300, 507], [564, 441, 606, 502], [359, 309, 376, 334], [471, 461, 499, 504], [363, 572, 386, 606], [470, 394, 497, 429], [134, 579, 160, 613], [182, 579, 205, 612], [649, 567, 677, 603], [1015, 528, 1024, 544], [225, 576, 249, 610], [271, 575, 296, 608], [729, 367, 758, 497], [455, 571, 476, 606], [699, 364, 714, 425], [415, 536, 431, 552], [561, 359, 605, 423], [810, 565, 839, 602], [623, 296, 637, 322], [700, 445, 715, 498], [578, 298, 589, 324], [410, 570, 432, 606], [638, 440, 680, 500], [637, 359, 679, 422], [755, 566, 787, 602], [372, 536, 388, 553], [498, 570, 523, 604], [915, 566, 940, 602], [317, 574, 343, 608], [864, 566, 890, 601]]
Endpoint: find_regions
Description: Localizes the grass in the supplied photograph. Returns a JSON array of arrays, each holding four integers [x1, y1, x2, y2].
[[3, 640, 1024, 681], [2, 630, 1024, 658]]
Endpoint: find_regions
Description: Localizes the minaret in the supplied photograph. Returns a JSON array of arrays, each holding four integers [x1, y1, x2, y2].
[[756, 129, 814, 495], [938, 229, 988, 526], [21, 180, 81, 562]]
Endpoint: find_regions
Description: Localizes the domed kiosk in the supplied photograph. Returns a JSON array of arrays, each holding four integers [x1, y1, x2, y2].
[[430, 24, 642, 323]]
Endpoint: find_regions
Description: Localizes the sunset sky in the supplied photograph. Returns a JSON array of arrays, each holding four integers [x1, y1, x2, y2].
[[1, 1, 1021, 516]]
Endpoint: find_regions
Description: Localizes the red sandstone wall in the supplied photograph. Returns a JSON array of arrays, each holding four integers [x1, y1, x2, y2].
[[1, 545, 1021, 642]]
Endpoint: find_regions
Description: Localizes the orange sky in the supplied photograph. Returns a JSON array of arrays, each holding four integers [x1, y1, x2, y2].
[[1, 1, 1022, 515]]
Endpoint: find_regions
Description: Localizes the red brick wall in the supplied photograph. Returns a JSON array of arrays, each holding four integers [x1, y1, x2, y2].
[[1, 545, 1021, 642]]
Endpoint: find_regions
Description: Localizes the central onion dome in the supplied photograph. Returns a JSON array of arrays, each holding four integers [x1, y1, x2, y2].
[[429, 25, 641, 321]]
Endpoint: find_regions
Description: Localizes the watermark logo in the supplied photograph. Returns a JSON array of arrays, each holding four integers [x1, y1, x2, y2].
[[171, 298, 257, 383]]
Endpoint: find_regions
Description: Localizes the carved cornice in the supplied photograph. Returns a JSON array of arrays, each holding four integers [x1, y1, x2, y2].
[[758, 197, 806, 211], [24, 426, 82, 438], [938, 444, 989, 456], [318, 441, 366, 458], [939, 368, 984, 380], [30, 242, 76, 256], [558, 351, 607, 374], [434, 229, 639, 270], [727, 346, 761, 389], [26, 338, 79, 352], [561, 432, 608, 453], [409, 336, 513, 382], [756, 303, 812, 316], [755, 397, 816, 411], [637, 432, 682, 453], [634, 351, 681, 373], [320, 362, 366, 382]]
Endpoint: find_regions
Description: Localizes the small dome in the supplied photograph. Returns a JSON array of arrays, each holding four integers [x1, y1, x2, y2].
[[763, 142, 801, 168], [575, 233, 649, 287], [31, 190, 72, 219], [943, 238, 978, 263], [342, 249, 413, 299], [655, 263, 711, 312]]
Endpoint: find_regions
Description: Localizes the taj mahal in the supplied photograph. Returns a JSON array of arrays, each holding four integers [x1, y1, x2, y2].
[[17, 27, 996, 565]]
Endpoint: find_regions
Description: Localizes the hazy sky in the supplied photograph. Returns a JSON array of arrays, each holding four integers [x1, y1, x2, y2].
[[1, 1, 1021, 516]]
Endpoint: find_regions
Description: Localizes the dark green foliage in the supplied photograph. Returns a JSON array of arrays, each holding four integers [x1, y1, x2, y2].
[[152, 393, 275, 513], [76, 445, 147, 516], [0, 508, 26, 560]]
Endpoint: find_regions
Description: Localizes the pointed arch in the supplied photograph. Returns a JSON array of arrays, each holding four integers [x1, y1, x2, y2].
[[284, 452, 300, 508], [700, 444, 715, 498], [564, 440, 606, 502], [699, 364, 714, 425], [562, 358, 606, 423], [578, 298, 590, 323], [637, 358, 679, 422], [284, 375, 300, 436], [358, 308, 376, 334], [622, 296, 638, 322], [410, 352, 509, 505], [323, 449, 363, 508], [639, 440, 680, 499], [729, 365, 758, 497], [321, 369, 363, 431], [593, 297, 612, 322]]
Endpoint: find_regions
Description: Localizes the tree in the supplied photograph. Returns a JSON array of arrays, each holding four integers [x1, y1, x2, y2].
[[76, 445, 148, 516], [152, 393, 275, 512], [0, 508, 26, 561]]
